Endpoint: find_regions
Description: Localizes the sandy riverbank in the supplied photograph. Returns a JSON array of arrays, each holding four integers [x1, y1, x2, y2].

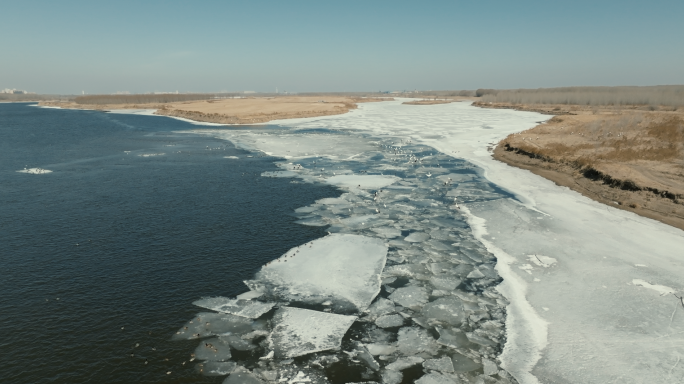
[[474, 101, 684, 231], [39, 96, 391, 125]]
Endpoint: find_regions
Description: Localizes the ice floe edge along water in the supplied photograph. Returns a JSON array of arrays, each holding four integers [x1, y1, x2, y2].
[[174, 123, 521, 384]]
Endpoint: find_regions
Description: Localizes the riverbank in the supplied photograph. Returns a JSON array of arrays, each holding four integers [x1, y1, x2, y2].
[[39, 96, 391, 125], [474, 101, 684, 231]]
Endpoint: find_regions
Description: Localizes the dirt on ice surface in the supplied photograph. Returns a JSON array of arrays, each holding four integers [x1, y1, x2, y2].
[[178, 99, 683, 384]]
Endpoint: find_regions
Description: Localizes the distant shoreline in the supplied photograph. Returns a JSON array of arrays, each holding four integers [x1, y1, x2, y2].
[[38, 96, 393, 125]]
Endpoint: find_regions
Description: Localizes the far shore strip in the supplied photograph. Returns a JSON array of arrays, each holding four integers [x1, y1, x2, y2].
[[39, 96, 392, 125]]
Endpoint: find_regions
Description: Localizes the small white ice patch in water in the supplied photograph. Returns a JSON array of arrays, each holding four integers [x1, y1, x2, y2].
[[138, 153, 164, 157], [224, 156, 239, 159], [325, 174, 400, 189], [269, 307, 356, 358], [192, 297, 274, 318], [17, 168, 52, 174], [632, 279, 676, 296]]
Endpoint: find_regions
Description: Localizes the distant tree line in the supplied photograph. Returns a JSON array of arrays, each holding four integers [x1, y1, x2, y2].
[[74, 93, 242, 105], [0, 93, 72, 102], [478, 86, 684, 107]]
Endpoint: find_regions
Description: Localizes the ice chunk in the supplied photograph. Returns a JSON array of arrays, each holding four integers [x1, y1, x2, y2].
[[381, 369, 403, 384], [366, 343, 396, 356], [325, 174, 400, 190], [368, 298, 396, 318], [383, 264, 430, 278], [466, 269, 485, 279], [372, 227, 402, 239], [466, 332, 497, 347], [482, 358, 499, 376], [269, 307, 357, 358], [173, 312, 254, 340], [196, 361, 237, 376], [404, 232, 429, 242], [450, 353, 481, 372], [254, 234, 388, 312], [223, 367, 264, 384], [397, 327, 438, 356], [385, 356, 425, 371], [421, 297, 466, 326], [354, 342, 380, 371], [16, 168, 52, 174], [435, 327, 470, 349], [429, 276, 462, 291], [414, 372, 456, 384], [194, 337, 232, 361], [225, 334, 257, 351], [193, 297, 275, 318], [375, 314, 405, 328], [389, 286, 429, 309], [422, 357, 455, 373]]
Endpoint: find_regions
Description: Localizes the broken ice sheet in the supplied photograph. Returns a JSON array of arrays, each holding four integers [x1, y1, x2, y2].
[[173, 312, 254, 340], [435, 327, 471, 349], [193, 297, 275, 318], [422, 297, 466, 326], [269, 307, 357, 358], [396, 327, 438, 356], [423, 356, 455, 373], [388, 286, 429, 309], [404, 232, 430, 243], [415, 372, 457, 384], [194, 337, 233, 361], [253, 234, 388, 312], [375, 314, 405, 328]]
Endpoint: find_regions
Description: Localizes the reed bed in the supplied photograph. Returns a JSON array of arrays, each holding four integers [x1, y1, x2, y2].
[[480, 86, 684, 107]]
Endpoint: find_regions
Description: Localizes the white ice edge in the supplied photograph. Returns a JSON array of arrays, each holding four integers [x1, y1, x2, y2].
[[462, 206, 546, 384]]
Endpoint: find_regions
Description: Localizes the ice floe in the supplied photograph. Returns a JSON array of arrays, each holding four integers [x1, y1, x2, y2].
[[250, 234, 388, 313], [269, 307, 357, 358], [16, 167, 52, 174]]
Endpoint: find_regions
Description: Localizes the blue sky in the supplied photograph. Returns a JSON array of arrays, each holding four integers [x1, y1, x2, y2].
[[2, 0, 683, 94]]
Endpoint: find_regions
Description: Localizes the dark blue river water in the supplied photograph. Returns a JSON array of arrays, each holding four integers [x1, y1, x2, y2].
[[0, 104, 340, 383]]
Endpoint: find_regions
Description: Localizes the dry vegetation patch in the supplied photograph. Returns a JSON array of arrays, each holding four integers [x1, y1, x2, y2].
[[39, 95, 391, 124], [475, 86, 684, 229]]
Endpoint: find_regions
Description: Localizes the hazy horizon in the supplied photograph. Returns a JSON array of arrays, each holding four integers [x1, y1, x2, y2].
[[3, 0, 683, 94]]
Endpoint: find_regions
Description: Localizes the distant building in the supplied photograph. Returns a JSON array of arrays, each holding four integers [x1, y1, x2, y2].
[[1, 88, 31, 94]]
